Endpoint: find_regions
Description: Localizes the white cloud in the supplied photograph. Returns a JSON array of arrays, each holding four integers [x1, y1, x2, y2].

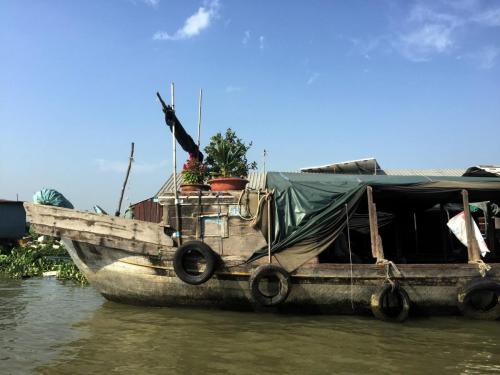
[[259, 35, 265, 50], [472, 7, 500, 27], [153, 0, 219, 41], [95, 159, 168, 173], [398, 24, 455, 62], [348, 35, 388, 59], [446, 0, 480, 12], [142, 0, 160, 7], [306, 73, 319, 85], [393, 3, 463, 62], [347, 2, 500, 64], [242, 30, 250, 45], [225, 85, 242, 93], [394, 2, 500, 62], [470, 45, 500, 69], [408, 4, 462, 27]]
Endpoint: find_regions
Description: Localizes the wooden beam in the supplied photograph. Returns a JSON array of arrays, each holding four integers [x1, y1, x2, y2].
[[462, 190, 481, 263], [374, 204, 384, 261], [367, 186, 384, 261], [486, 202, 496, 254]]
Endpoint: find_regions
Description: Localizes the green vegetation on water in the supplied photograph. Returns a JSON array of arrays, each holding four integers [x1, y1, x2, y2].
[[0, 230, 87, 284]]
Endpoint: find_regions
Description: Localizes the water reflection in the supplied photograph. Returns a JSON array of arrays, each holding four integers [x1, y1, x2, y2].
[[38, 303, 500, 374], [0, 277, 102, 374], [0, 278, 26, 331], [1, 278, 499, 375]]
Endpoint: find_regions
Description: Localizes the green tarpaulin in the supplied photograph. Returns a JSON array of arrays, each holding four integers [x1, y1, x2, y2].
[[33, 188, 74, 209], [247, 172, 500, 272]]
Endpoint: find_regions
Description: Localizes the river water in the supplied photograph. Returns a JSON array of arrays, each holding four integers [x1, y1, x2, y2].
[[1, 277, 499, 375]]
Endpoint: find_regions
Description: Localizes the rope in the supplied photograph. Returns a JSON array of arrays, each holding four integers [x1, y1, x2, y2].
[[377, 259, 402, 290], [345, 204, 354, 311], [469, 259, 491, 277], [236, 189, 267, 222]]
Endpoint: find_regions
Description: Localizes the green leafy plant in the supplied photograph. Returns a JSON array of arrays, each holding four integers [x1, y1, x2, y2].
[[0, 232, 87, 284], [204, 128, 257, 178], [181, 154, 207, 184]]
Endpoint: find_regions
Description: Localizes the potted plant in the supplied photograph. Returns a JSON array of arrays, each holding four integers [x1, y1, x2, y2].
[[205, 128, 257, 191], [180, 154, 208, 192]]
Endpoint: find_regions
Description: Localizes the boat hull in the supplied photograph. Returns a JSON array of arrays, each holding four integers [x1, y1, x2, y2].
[[63, 239, 500, 316]]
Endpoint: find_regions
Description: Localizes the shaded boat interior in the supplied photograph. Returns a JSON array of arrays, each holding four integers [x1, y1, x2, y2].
[[319, 189, 500, 265]]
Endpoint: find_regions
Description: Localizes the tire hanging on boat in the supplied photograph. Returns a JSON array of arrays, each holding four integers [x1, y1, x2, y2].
[[457, 278, 500, 320], [370, 283, 411, 322], [173, 241, 218, 285], [249, 264, 292, 307]]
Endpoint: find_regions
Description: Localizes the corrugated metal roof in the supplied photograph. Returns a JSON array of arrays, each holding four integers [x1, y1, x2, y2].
[[155, 167, 481, 195], [478, 166, 500, 175], [130, 198, 163, 223], [299, 158, 467, 177], [158, 169, 474, 195], [247, 171, 267, 191], [301, 158, 382, 174], [382, 168, 466, 177]]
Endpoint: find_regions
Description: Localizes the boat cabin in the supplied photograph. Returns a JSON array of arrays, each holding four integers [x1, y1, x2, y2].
[[156, 171, 500, 272]]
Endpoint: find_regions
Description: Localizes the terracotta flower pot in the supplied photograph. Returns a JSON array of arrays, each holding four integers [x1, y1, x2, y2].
[[180, 184, 210, 192], [207, 177, 248, 191]]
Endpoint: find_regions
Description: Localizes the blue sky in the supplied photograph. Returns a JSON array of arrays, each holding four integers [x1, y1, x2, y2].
[[1, 0, 499, 211]]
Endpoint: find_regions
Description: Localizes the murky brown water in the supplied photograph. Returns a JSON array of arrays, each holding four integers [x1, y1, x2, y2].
[[1, 277, 499, 375]]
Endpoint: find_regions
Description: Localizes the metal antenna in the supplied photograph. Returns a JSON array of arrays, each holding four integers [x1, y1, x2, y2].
[[263, 149, 267, 175]]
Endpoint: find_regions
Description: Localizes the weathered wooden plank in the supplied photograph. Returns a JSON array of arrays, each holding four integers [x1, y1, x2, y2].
[[31, 223, 169, 256], [24, 203, 173, 255], [367, 186, 384, 261]]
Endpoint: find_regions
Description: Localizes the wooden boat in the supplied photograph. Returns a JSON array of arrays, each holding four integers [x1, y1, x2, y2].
[[24, 172, 500, 322]]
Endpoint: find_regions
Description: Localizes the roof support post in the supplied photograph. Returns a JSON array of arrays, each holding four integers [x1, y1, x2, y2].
[[367, 186, 384, 262], [267, 189, 272, 264], [462, 189, 481, 263]]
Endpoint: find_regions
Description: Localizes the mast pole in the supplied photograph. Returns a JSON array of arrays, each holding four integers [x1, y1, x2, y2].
[[171, 82, 177, 200], [171, 82, 182, 245], [197, 89, 202, 151]]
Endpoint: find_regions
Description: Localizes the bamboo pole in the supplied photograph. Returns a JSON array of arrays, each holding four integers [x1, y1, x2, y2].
[[115, 142, 135, 217], [462, 189, 481, 262]]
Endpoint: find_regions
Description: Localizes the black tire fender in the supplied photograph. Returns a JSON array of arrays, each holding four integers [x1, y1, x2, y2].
[[173, 241, 218, 285], [371, 283, 411, 323], [457, 278, 500, 321], [249, 264, 292, 307]]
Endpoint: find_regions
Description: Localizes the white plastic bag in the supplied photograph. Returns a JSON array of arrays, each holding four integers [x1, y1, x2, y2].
[[447, 211, 490, 257]]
